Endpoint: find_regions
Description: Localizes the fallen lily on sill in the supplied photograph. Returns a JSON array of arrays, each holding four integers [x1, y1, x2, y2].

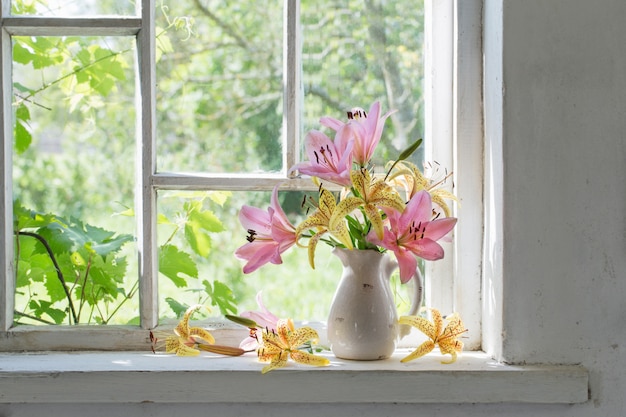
[[399, 308, 468, 364], [150, 304, 245, 357], [257, 318, 330, 374], [227, 301, 330, 374]]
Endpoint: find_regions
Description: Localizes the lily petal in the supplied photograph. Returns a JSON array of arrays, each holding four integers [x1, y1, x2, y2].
[[290, 350, 330, 367]]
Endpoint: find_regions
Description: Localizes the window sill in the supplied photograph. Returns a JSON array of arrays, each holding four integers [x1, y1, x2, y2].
[[0, 350, 587, 404]]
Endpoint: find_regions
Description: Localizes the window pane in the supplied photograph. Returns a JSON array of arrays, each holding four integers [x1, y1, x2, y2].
[[12, 36, 138, 325], [156, 190, 415, 323], [302, 0, 425, 166], [11, 0, 136, 16], [156, 1, 284, 174]]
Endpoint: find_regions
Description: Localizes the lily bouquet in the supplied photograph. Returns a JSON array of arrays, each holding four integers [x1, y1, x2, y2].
[[235, 101, 457, 284]]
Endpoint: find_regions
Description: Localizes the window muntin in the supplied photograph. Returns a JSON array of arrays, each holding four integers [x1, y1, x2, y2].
[[1, 0, 478, 350]]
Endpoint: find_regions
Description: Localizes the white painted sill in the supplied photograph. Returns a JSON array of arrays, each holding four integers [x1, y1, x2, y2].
[[0, 350, 588, 404]]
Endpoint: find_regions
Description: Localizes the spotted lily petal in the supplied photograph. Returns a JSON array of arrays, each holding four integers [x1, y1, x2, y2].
[[256, 318, 329, 373], [290, 350, 330, 367], [175, 305, 207, 339], [261, 351, 290, 374], [398, 314, 438, 340], [165, 336, 200, 357], [399, 308, 467, 364], [399, 340, 435, 363], [331, 169, 405, 240], [189, 326, 216, 345], [296, 188, 353, 267]]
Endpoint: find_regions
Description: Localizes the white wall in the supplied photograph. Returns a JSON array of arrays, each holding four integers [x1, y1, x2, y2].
[[2, 0, 625, 415]]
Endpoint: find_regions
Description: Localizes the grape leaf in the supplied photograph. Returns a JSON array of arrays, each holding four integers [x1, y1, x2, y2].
[[158, 244, 197, 288], [183, 201, 225, 257], [28, 300, 66, 324], [203, 279, 237, 315], [165, 297, 189, 318]]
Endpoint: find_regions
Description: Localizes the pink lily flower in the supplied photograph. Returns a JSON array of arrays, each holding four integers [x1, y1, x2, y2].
[[235, 186, 297, 274], [238, 291, 280, 350], [320, 101, 395, 167], [289, 128, 354, 187], [367, 190, 457, 283]]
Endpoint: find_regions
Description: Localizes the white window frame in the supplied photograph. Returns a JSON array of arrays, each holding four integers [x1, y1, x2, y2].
[[0, 0, 590, 407], [1, 0, 482, 351]]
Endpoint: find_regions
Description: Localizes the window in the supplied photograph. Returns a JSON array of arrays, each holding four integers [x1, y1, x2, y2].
[[0, 0, 482, 351]]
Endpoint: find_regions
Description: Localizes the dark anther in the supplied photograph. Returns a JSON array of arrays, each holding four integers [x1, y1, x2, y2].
[[246, 229, 257, 242], [347, 111, 354, 119], [301, 195, 307, 208], [314, 150, 320, 164]]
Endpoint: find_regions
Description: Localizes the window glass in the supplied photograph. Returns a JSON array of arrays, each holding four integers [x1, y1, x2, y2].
[[12, 36, 138, 325], [11, 0, 136, 16], [156, 189, 415, 322], [156, 190, 341, 321], [301, 0, 425, 167], [155, 1, 284, 174]]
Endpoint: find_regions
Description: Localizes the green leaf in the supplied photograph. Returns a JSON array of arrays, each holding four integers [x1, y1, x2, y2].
[[28, 300, 66, 324], [15, 102, 31, 121], [203, 279, 237, 315], [184, 223, 212, 258], [12, 41, 34, 65], [165, 297, 190, 318], [91, 75, 115, 96], [26, 38, 64, 69], [157, 213, 172, 224], [90, 233, 134, 257], [158, 244, 197, 288], [41, 217, 132, 257], [13, 82, 33, 94], [183, 201, 225, 257], [385, 138, 423, 180], [13, 202, 59, 230], [83, 255, 125, 303], [14, 119, 32, 154], [75, 47, 92, 66], [45, 253, 73, 303], [185, 201, 225, 233], [207, 191, 232, 206], [397, 138, 423, 161]]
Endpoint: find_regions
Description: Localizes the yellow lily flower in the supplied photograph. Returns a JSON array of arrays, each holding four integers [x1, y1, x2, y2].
[[385, 160, 457, 218], [295, 187, 353, 268], [257, 318, 330, 374], [399, 308, 467, 364], [152, 305, 216, 357], [330, 168, 405, 240]]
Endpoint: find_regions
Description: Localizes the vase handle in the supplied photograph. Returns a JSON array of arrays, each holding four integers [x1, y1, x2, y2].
[[399, 266, 423, 339]]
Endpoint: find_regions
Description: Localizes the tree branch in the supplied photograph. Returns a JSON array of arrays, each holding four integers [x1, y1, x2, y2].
[[192, 0, 253, 52]]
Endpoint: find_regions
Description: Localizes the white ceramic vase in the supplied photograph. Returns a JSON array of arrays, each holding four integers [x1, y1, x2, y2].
[[327, 247, 423, 360]]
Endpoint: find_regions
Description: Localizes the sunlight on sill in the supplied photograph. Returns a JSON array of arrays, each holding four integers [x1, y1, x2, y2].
[[0, 350, 588, 404]]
